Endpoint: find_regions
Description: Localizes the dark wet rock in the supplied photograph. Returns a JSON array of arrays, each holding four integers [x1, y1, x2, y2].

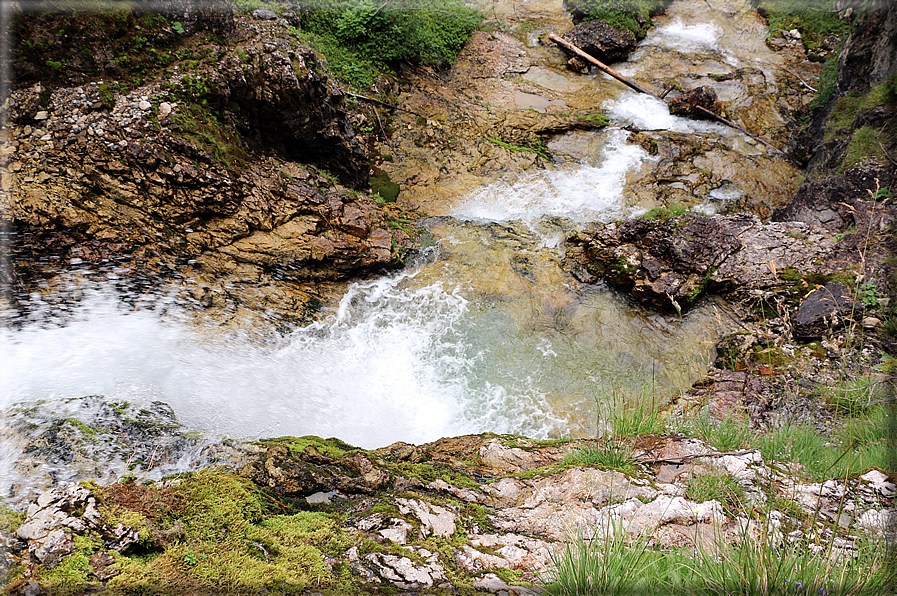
[[835, 3, 897, 97], [5, 581, 49, 596], [241, 444, 392, 498], [561, 20, 637, 65], [667, 86, 720, 118], [0, 397, 220, 505], [793, 3, 896, 175], [565, 214, 742, 311], [134, 0, 235, 38], [771, 165, 894, 231], [792, 282, 861, 339], [205, 36, 369, 189]]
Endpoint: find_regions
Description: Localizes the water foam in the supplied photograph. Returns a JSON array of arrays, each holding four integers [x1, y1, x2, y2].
[[0, 276, 565, 450], [453, 129, 650, 222], [645, 18, 722, 52], [605, 92, 727, 134]]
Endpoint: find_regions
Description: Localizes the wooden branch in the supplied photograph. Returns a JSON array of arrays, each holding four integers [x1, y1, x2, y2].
[[547, 33, 790, 159], [693, 105, 786, 156], [345, 92, 426, 119], [635, 449, 756, 466], [547, 33, 658, 98]]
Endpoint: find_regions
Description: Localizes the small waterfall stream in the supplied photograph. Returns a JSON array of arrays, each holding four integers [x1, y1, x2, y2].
[[2, 0, 801, 498]]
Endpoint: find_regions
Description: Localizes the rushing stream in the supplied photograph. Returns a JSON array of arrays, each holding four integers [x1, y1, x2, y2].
[[2, 0, 800, 497]]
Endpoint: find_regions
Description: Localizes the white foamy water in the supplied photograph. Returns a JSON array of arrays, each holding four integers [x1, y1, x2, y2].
[[1, 274, 566, 450], [453, 129, 651, 222], [605, 92, 728, 134], [647, 18, 722, 52]]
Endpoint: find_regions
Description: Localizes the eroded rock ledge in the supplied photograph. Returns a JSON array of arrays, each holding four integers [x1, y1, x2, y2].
[[1, 410, 894, 595], [3, 16, 417, 325], [564, 166, 894, 315]]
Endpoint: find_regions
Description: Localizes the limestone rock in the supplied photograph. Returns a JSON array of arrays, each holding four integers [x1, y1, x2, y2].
[[363, 550, 447, 590], [16, 483, 102, 565], [475, 573, 545, 595], [396, 498, 457, 538]]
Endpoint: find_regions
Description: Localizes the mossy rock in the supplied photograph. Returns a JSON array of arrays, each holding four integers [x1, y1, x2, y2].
[[371, 170, 400, 203]]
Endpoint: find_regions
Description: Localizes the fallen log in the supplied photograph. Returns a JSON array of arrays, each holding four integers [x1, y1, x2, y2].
[[547, 33, 657, 97], [547, 33, 787, 157], [693, 105, 787, 156]]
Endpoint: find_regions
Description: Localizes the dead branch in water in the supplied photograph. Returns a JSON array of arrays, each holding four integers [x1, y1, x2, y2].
[[547, 33, 658, 97], [547, 33, 788, 158]]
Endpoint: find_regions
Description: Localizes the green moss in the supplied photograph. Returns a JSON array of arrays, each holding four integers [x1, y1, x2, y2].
[[62, 418, 99, 439], [98, 470, 366, 595], [750, 345, 790, 368], [370, 170, 400, 203], [573, 0, 664, 38], [376, 459, 482, 491], [641, 204, 687, 221], [486, 136, 551, 161], [258, 435, 359, 459], [171, 102, 251, 169], [0, 505, 25, 534], [581, 113, 610, 127]]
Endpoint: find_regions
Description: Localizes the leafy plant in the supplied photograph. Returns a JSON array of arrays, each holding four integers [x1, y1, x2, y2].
[[172, 21, 185, 34], [296, 0, 481, 88]]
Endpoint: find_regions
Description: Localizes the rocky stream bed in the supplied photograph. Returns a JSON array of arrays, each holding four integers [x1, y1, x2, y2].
[[1, 0, 896, 594]]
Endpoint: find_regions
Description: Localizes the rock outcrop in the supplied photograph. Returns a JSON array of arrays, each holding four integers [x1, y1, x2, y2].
[[4, 416, 895, 594], [3, 15, 413, 325], [564, 213, 841, 312], [561, 19, 637, 71]]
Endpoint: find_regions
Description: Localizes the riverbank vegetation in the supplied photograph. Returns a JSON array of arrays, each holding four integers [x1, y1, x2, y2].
[[233, 0, 481, 89]]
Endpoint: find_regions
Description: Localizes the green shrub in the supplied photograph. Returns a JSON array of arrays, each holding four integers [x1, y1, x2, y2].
[[298, 0, 481, 88]]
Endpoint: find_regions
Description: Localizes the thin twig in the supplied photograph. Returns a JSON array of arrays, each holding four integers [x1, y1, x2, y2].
[[372, 106, 388, 143], [346, 92, 426, 119], [371, 0, 392, 17], [635, 449, 756, 465], [781, 66, 817, 93]]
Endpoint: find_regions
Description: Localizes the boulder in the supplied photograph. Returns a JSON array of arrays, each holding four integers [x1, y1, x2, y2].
[[561, 20, 637, 65], [565, 213, 845, 312], [668, 86, 721, 118], [792, 281, 861, 339]]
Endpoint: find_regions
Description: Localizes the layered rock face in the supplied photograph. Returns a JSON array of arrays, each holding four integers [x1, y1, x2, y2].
[[4, 13, 409, 324]]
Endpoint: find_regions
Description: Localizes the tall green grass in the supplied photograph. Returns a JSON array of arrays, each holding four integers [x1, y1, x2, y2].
[[545, 518, 896, 595]]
